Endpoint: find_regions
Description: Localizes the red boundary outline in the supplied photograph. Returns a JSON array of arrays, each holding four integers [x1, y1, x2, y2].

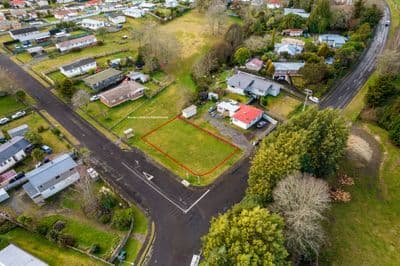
[[141, 115, 240, 176]]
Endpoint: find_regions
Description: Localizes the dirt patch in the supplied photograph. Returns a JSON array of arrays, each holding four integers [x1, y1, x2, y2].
[[346, 134, 373, 163]]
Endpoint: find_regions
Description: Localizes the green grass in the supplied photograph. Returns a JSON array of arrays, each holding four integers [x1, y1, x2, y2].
[[131, 205, 148, 234], [264, 93, 302, 120], [15, 52, 32, 63], [321, 124, 400, 265], [118, 237, 141, 265], [40, 215, 121, 259], [0, 95, 25, 117], [0, 227, 105, 265]]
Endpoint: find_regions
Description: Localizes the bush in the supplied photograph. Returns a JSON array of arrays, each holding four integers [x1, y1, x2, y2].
[[16, 215, 33, 226], [98, 213, 112, 224], [35, 223, 50, 236], [0, 220, 17, 234], [37, 125, 46, 133], [48, 229, 60, 242], [51, 127, 61, 136], [53, 220, 66, 232], [89, 244, 101, 254], [58, 234, 76, 247], [16, 90, 26, 101], [99, 192, 118, 210], [111, 208, 134, 230]]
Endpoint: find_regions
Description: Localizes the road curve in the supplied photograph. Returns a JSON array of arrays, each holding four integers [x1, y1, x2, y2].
[[320, 4, 390, 109]]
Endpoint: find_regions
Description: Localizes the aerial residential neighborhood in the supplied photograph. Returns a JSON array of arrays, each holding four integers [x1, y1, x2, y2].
[[0, 0, 397, 265]]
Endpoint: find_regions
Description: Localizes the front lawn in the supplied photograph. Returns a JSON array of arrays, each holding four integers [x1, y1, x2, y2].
[[264, 93, 302, 120], [0, 95, 25, 117]]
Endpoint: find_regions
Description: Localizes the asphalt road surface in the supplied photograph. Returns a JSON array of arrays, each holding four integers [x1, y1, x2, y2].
[[320, 4, 390, 109], [0, 7, 390, 264]]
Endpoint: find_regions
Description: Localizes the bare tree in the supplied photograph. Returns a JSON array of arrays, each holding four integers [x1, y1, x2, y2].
[[244, 35, 269, 53], [75, 172, 98, 215], [206, 3, 227, 36], [71, 90, 90, 110], [377, 49, 400, 76], [272, 172, 331, 260], [0, 69, 18, 95]]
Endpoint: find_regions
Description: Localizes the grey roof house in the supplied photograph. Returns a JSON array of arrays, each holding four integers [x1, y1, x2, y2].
[[0, 136, 31, 174], [7, 124, 29, 138], [83, 68, 124, 91], [23, 153, 80, 205], [0, 244, 48, 266], [226, 71, 281, 97]]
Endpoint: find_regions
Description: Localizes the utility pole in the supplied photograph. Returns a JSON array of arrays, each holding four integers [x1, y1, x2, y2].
[[303, 89, 313, 111]]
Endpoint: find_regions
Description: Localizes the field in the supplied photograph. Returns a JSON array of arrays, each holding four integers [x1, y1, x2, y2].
[[0, 227, 105, 266], [142, 116, 240, 177], [0, 95, 25, 117]]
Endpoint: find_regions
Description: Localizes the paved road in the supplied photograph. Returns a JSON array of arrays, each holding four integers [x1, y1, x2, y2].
[[320, 4, 390, 109]]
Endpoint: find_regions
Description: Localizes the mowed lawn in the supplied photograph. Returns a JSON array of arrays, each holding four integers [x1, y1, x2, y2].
[[143, 117, 239, 178], [0, 95, 25, 117], [0, 228, 105, 266]]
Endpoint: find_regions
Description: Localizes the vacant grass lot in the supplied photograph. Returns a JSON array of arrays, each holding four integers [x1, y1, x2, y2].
[[264, 93, 302, 120], [0, 95, 25, 117], [0, 227, 105, 265], [143, 117, 239, 179]]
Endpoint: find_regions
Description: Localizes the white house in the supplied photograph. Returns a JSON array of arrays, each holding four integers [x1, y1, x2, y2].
[[282, 29, 304, 37], [217, 100, 240, 117], [123, 7, 145, 18], [226, 71, 281, 97], [272, 62, 305, 79], [0, 136, 31, 174], [0, 244, 48, 266], [80, 18, 105, 30], [318, 34, 348, 48], [165, 0, 178, 8], [9, 27, 50, 42], [56, 0, 74, 3], [182, 105, 197, 118], [7, 124, 29, 138], [109, 14, 126, 24], [60, 58, 97, 78], [284, 8, 310, 18], [274, 43, 303, 56], [231, 104, 263, 130], [23, 154, 81, 205], [54, 9, 78, 20], [266, 0, 282, 9], [245, 58, 264, 72], [56, 35, 97, 53], [139, 2, 156, 9]]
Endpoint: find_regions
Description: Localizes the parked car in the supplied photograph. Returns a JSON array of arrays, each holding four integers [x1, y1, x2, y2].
[[256, 120, 268, 128], [90, 95, 100, 102], [11, 110, 26, 120], [117, 250, 127, 261], [208, 105, 217, 113], [87, 167, 99, 180], [0, 117, 10, 125], [210, 111, 217, 118], [41, 145, 53, 154], [309, 96, 320, 104]]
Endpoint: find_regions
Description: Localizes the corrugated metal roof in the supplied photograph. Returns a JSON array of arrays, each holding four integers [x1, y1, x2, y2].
[[0, 244, 48, 266], [0, 136, 30, 163]]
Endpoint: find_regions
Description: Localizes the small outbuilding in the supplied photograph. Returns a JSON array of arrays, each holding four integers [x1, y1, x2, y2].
[[182, 105, 197, 119], [7, 124, 29, 138], [0, 188, 9, 203], [0, 244, 48, 265]]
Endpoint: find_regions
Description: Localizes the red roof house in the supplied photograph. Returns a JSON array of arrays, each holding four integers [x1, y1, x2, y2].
[[232, 104, 263, 129]]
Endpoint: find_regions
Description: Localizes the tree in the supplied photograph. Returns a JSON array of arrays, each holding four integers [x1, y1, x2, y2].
[[307, 0, 331, 33], [244, 35, 268, 54], [15, 90, 26, 101], [280, 14, 306, 30], [97, 28, 107, 42], [112, 208, 134, 230], [317, 43, 329, 58], [58, 78, 75, 99], [353, 0, 365, 19], [71, 90, 90, 110], [377, 50, 400, 76], [331, 9, 351, 31], [234, 47, 251, 65], [31, 148, 45, 163], [201, 206, 288, 265], [207, 3, 227, 35], [272, 173, 330, 259], [24, 131, 43, 146], [361, 4, 382, 27], [299, 62, 328, 85], [366, 74, 397, 107], [224, 24, 245, 50]]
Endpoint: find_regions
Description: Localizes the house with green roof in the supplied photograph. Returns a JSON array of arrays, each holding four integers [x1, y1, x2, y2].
[[83, 68, 124, 92]]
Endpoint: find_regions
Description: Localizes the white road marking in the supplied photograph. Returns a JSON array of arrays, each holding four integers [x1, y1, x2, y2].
[[143, 171, 154, 181]]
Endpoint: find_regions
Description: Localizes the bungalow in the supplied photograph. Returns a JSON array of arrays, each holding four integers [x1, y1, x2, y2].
[[0, 244, 48, 266], [318, 34, 348, 48], [232, 104, 263, 130], [54, 9, 78, 20], [217, 100, 240, 117], [27, 46, 44, 57], [226, 71, 281, 97], [56, 34, 97, 53], [0, 12, 5, 21], [10, 0, 26, 8], [108, 13, 126, 24], [165, 0, 178, 8], [59, 58, 97, 78], [7, 124, 29, 138], [80, 18, 105, 30], [56, 0, 74, 4], [99, 80, 145, 107], [85, 0, 102, 6], [245, 58, 264, 72], [83, 68, 124, 91], [275, 43, 303, 56], [139, 2, 157, 10], [272, 62, 305, 79], [127, 71, 149, 83], [36, 0, 49, 7], [0, 136, 31, 174], [182, 105, 197, 119], [9, 27, 50, 42], [266, 0, 282, 9], [282, 29, 304, 37], [23, 154, 80, 204], [123, 7, 145, 18], [284, 8, 310, 18]]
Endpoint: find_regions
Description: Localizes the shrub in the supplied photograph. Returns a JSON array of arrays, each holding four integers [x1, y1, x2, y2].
[[35, 223, 50, 236], [51, 127, 61, 136], [0, 220, 17, 234], [58, 234, 76, 247], [111, 208, 134, 230], [99, 192, 118, 210], [16, 215, 33, 226], [89, 244, 101, 254], [53, 220, 66, 232], [37, 125, 46, 133], [15, 90, 26, 101]]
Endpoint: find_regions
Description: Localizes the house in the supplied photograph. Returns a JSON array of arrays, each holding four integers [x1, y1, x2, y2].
[[10, 0, 26, 8], [9, 27, 50, 42], [139, 2, 156, 10], [83, 68, 124, 91], [85, 0, 102, 6], [9, 9, 27, 19], [232, 104, 263, 130], [318, 34, 348, 48], [23, 154, 80, 204], [284, 8, 310, 18], [165, 0, 178, 8], [226, 71, 281, 97], [127, 71, 149, 83], [245, 58, 264, 72], [123, 7, 145, 18], [217, 100, 240, 117], [109, 13, 126, 24], [0, 169, 17, 187], [272, 62, 305, 79], [27, 46, 44, 57], [274, 43, 303, 56], [99, 80, 145, 107], [182, 105, 197, 118], [281, 37, 305, 46], [56, 35, 97, 53], [36, 0, 49, 7], [54, 9, 78, 20], [59, 58, 97, 78], [0, 244, 48, 265], [0, 188, 9, 202], [0, 12, 6, 21], [0, 136, 31, 174], [80, 19, 105, 30], [282, 29, 304, 37], [7, 124, 29, 138], [266, 0, 282, 9], [56, 0, 74, 3]]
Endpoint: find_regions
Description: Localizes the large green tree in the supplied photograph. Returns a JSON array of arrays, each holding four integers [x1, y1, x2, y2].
[[307, 0, 331, 33], [366, 74, 396, 107], [201, 206, 288, 265]]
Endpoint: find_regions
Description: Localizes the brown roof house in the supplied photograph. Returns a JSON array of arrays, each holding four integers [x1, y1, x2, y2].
[[99, 80, 145, 107]]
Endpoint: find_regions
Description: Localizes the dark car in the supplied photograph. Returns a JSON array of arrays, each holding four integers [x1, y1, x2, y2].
[[256, 120, 268, 128], [208, 105, 217, 113]]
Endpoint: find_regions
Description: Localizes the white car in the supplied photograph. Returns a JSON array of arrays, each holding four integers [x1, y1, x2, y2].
[[0, 117, 10, 125], [87, 167, 99, 179], [309, 96, 320, 104], [90, 95, 100, 102], [11, 111, 26, 120]]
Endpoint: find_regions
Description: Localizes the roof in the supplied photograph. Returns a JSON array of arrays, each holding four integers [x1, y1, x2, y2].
[[60, 57, 96, 71], [100, 80, 144, 101], [182, 105, 196, 113], [275, 43, 303, 55], [246, 58, 264, 68], [0, 244, 48, 266], [281, 37, 305, 46], [217, 100, 240, 113], [127, 71, 149, 82], [10, 26, 38, 35], [318, 34, 348, 44], [227, 71, 277, 95], [233, 104, 263, 124], [283, 8, 310, 18], [283, 28, 304, 33], [23, 154, 77, 195], [0, 170, 17, 183], [56, 35, 97, 50], [83, 68, 122, 86], [81, 18, 104, 24], [0, 136, 30, 163], [27, 46, 43, 53], [273, 62, 305, 71], [7, 124, 29, 136]]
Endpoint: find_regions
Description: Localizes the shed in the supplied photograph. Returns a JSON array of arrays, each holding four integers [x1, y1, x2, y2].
[[182, 105, 197, 119], [7, 124, 29, 138], [26, 46, 44, 57], [0, 188, 9, 203]]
